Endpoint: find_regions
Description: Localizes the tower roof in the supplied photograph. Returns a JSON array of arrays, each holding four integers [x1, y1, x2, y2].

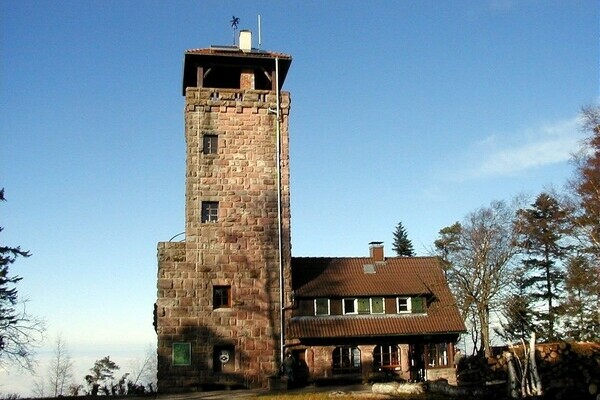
[[182, 46, 292, 95]]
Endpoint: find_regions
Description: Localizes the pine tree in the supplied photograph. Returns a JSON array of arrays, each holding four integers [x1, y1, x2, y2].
[[515, 193, 572, 341], [561, 254, 600, 340], [496, 268, 535, 343], [392, 222, 414, 256]]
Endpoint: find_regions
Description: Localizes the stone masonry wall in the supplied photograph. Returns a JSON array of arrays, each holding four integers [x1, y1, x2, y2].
[[156, 87, 292, 392]]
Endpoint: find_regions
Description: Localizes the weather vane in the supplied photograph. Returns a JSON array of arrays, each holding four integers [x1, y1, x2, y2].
[[230, 16, 240, 45]]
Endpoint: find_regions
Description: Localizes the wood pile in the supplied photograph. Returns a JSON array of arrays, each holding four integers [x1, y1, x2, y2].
[[456, 341, 600, 400]]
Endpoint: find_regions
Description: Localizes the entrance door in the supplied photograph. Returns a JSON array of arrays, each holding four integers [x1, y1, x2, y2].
[[409, 344, 425, 382], [292, 349, 309, 387]]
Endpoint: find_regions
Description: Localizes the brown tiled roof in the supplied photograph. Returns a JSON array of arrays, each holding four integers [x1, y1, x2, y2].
[[287, 313, 465, 339], [288, 256, 466, 339], [292, 256, 445, 296]]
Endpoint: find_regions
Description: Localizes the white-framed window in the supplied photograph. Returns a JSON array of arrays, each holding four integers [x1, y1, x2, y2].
[[343, 298, 358, 314], [314, 298, 330, 316], [397, 297, 412, 313]]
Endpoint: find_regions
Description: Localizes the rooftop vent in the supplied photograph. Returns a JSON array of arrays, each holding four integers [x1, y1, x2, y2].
[[239, 30, 252, 52], [363, 264, 376, 274], [369, 241, 384, 263]]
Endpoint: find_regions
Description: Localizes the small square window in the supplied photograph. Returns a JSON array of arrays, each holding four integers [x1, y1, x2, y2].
[[172, 343, 191, 366], [201, 201, 219, 223], [314, 298, 330, 316], [203, 134, 218, 154], [397, 297, 412, 313], [343, 298, 357, 314], [213, 285, 231, 309]]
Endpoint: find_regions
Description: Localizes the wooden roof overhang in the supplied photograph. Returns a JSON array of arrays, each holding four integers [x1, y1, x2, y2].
[[182, 48, 292, 95]]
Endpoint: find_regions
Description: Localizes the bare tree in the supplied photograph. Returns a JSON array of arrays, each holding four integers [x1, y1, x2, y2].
[[569, 105, 600, 255], [435, 200, 519, 356], [127, 345, 157, 392], [47, 334, 74, 396], [0, 188, 45, 370]]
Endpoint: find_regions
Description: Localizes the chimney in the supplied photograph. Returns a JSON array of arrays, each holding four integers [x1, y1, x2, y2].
[[239, 30, 252, 52], [369, 242, 384, 263]]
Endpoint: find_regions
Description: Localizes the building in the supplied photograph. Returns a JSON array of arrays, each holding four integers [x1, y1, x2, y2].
[[286, 242, 466, 384], [156, 31, 293, 391], [156, 33, 465, 392]]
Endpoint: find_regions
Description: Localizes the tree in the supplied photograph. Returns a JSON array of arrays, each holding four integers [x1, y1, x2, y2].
[[515, 192, 572, 341], [48, 334, 74, 396], [570, 105, 600, 256], [495, 268, 535, 343], [561, 254, 600, 340], [126, 345, 157, 393], [392, 221, 415, 256], [434, 200, 518, 357], [85, 356, 120, 396], [0, 188, 44, 370]]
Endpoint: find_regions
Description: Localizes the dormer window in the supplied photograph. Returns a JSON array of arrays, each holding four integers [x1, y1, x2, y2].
[[397, 296, 426, 314], [314, 298, 330, 316], [342, 298, 357, 315], [397, 297, 412, 313]]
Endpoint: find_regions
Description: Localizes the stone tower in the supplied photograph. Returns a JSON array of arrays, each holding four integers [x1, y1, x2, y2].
[[156, 31, 292, 391]]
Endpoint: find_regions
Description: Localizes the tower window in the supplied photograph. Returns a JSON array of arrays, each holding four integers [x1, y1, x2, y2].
[[213, 285, 231, 309], [201, 201, 219, 223], [203, 134, 218, 154]]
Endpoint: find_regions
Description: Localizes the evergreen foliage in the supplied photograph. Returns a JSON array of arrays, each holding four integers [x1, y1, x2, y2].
[[561, 254, 600, 340], [392, 222, 415, 256], [85, 356, 121, 395], [515, 193, 571, 341], [495, 268, 535, 343]]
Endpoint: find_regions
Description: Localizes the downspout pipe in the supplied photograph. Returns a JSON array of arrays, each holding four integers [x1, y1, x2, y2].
[[275, 57, 285, 368]]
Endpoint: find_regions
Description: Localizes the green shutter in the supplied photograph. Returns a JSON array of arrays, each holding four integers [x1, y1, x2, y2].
[[411, 297, 425, 313], [371, 297, 384, 313], [315, 298, 329, 315], [358, 298, 370, 314]]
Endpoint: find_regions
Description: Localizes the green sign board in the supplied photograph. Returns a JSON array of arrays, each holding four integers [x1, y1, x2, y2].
[[172, 342, 191, 366]]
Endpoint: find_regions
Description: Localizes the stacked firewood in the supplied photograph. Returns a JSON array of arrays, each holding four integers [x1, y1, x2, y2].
[[456, 341, 600, 400]]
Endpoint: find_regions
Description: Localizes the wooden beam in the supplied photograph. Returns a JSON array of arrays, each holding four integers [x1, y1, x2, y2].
[[196, 66, 204, 88]]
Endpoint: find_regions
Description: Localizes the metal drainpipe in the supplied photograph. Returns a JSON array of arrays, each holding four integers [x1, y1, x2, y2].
[[275, 57, 285, 369]]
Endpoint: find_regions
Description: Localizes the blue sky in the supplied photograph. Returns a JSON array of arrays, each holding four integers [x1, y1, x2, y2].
[[1, 0, 598, 395]]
